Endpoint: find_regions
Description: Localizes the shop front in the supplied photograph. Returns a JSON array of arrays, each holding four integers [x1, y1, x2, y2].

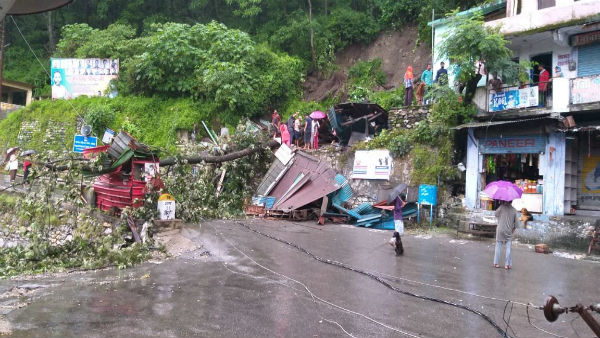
[[464, 120, 566, 216]]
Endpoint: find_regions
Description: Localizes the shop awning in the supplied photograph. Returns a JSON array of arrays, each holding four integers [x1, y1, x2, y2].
[[453, 116, 557, 130]]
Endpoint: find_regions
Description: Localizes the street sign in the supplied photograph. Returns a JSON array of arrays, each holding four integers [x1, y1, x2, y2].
[[73, 134, 97, 153]]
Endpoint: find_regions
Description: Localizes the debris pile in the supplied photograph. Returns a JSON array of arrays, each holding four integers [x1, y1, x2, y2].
[[248, 144, 416, 228]]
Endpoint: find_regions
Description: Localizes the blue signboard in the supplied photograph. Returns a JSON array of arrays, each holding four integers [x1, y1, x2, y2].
[[489, 86, 538, 112], [73, 134, 97, 153], [418, 184, 437, 206], [479, 135, 546, 154]]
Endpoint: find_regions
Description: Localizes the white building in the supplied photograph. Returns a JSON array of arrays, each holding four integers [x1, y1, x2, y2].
[[431, 0, 600, 217]]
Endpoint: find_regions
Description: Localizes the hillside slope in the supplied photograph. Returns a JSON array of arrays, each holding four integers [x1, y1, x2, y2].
[[304, 25, 432, 102]]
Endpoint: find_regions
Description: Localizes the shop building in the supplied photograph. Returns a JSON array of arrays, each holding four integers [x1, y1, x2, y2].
[[433, 0, 600, 217]]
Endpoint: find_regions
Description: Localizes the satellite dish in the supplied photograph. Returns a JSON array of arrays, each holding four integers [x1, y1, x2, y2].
[[81, 125, 92, 137]]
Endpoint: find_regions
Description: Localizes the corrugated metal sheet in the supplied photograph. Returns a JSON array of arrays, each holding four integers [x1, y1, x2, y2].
[[269, 152, 321, 200], [256, 158, 288, 196], [273, 165, 341, 211], [578, 43, 600, 77], [453, 116, 554, 129]]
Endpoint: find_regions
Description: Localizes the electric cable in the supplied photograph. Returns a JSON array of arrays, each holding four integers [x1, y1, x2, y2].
[[207, 223, 422, 338], [526, 303, 567, 338], [235, 221, 513, 338]]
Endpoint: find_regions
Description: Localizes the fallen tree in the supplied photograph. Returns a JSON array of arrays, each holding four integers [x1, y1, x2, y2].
[[43, 139, 280, 175]]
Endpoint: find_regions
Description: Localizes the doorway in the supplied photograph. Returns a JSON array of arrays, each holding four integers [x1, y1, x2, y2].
[[530, 53, 552, 84]]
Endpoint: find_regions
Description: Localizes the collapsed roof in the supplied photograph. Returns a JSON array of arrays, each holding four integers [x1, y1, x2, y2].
[[327, 102, 388, 145]]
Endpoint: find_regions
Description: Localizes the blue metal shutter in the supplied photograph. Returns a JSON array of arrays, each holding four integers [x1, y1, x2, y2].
[[578, 42, 600, 77]]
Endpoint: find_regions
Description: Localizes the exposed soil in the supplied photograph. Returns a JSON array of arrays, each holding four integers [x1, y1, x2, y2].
[[303, 25, 432, 102]]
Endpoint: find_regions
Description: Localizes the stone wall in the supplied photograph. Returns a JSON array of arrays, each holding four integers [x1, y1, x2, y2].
[[388, 106, 429, 130], [311, 145, 422, 208]]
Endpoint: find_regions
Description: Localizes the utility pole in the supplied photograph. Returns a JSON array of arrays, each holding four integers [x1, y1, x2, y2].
[[0, 18, 5, 115]]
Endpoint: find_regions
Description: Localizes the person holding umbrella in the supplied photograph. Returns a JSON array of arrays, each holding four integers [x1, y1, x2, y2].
[[484, 180, 522, 269], [4, 147, 19, 183]]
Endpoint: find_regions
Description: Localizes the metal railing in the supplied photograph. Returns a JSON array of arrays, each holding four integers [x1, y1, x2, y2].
[[486, 82, 549, 112]]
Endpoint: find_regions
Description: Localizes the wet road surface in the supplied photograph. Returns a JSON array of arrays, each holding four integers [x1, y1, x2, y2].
[[1, 219, 599, 338]]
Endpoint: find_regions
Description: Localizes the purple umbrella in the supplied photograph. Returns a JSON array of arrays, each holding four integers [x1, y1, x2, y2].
[[483, 180, 523, 201], [310, 110, 326, 119]]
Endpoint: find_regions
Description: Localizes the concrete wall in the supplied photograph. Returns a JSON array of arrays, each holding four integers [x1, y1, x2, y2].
[[465, 129, 481, 210], [543, 132, 566, 216], [487, 0, 600, 35]]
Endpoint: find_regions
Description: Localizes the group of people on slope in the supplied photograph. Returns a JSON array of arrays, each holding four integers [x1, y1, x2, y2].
[[271, 110, 320, 150], [402, 62, 449, 106]]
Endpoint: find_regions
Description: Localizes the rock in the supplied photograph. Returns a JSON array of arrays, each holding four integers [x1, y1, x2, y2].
[[104, 228, 112, 235]]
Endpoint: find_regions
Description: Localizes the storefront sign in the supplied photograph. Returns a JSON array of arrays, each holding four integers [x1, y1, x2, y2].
[[479, 135, 546, 154], [571, 75, 600, 105], [489, 86, 539, 112], [352, 150, 392, 180], [570, 30, 600, 47]]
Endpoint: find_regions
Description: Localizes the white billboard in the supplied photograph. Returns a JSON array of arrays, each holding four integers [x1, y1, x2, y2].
[[51, 58, 119, 99]]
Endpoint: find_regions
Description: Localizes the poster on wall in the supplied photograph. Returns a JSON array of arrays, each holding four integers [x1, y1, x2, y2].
[[571, 75, 600, 105], [581, 156, 600, 194], [51, 58, 119, 100], [489, 86, 539, 111], [352, 150, 393, 180]]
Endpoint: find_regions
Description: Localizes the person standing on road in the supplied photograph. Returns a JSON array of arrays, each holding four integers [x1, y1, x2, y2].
[[493, 201, 520, 269], [389, 194, 406, 256]]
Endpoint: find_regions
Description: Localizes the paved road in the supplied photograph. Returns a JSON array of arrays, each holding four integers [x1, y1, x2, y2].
[[1, 219, 599, 338]]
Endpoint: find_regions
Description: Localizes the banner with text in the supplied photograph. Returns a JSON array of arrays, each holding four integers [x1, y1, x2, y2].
[[51, 58, 119, 100], [571, 75, 600, 105], [352, 150, 393, 180], [489, 86, 539, 112], [479, 135, 546, 154]]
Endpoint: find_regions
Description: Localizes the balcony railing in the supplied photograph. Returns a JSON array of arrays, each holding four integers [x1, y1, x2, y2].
[[486, 82, 547, 112], [481, 75, 600, 113]]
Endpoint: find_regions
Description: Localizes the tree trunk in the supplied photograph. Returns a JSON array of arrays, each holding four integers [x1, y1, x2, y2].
[[307, 0, 317, 72], [44, 140, 279, 174], [324, 0, 327, 16], [46, 12, 55, 52]]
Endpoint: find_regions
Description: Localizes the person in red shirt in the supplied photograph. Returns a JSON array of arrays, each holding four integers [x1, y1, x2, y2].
[[23, 159, 32, 186], [538, 63, 550, 106]]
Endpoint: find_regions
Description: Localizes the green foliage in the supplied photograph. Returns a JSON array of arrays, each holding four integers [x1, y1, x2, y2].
[[348, 59, 386, 88], [163, 124, 273, 221], [55, 23, 143, 59], [325, 8, 381, 51], [0, 96, 215, 154], [347, 58, 387, 101], [355, 88, 475, 186], [84, 106, 116, 137], [0, 151, 152, 277], [369, 87, 405, 110], [438, 10, 519, 85]]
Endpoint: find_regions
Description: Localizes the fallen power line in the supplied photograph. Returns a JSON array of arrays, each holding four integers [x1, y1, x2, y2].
[[235, 221, 514, 338]]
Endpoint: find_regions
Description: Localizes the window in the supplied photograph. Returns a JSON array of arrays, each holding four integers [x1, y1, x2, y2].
[[538, 0, 555, 9]]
